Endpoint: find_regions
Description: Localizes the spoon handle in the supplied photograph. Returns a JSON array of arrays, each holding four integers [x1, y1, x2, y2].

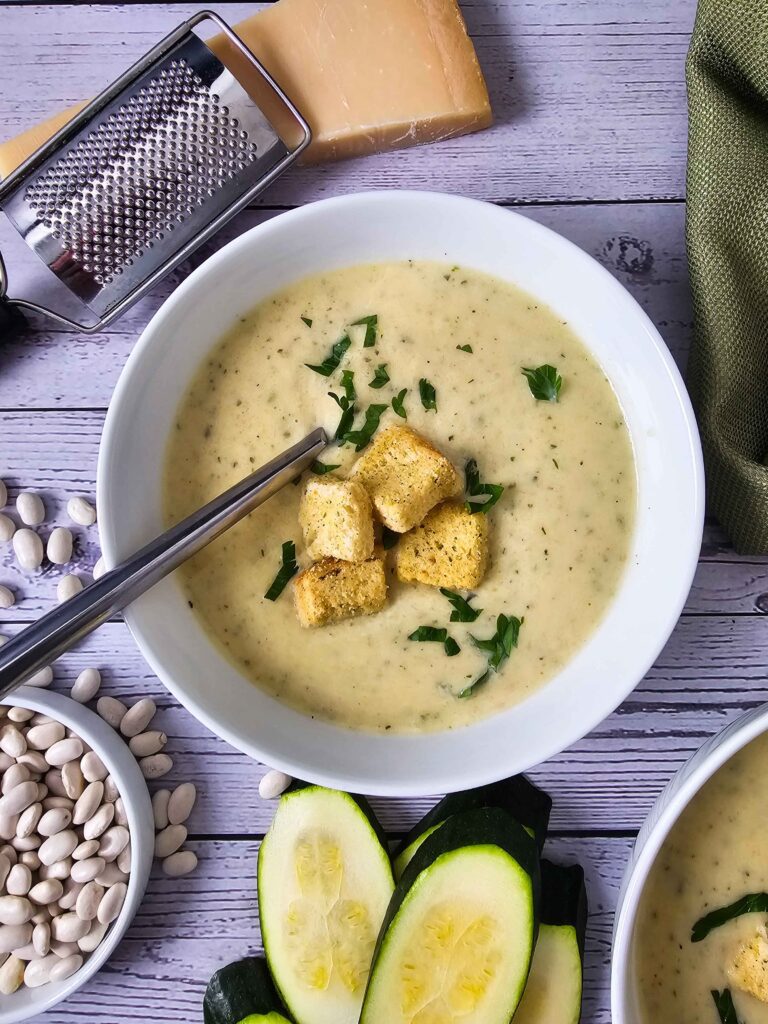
[[0, 428, 326, 700]]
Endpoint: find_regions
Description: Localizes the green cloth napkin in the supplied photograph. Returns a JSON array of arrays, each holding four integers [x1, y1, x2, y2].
[[686, 0, 768, 553]]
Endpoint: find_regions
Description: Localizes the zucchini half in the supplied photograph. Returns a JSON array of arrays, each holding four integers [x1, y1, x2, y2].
[[360, 806, 541, 1024], [392, 774, 552, 879], [514, 860, 588, 1024], [257, 785, 394, 1024], [203, 956, 291, 1024]]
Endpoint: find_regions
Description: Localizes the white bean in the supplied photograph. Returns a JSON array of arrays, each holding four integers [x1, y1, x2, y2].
[[24, 953, 59, 987], [57, 574, 83, 603], [70, 858, 105, 884], [42, 796, 72, 812], [38, 830, 77, 867], [0, 752, 12, 771], [0, 586, 14, 609], [162, 850, 198, 878], [116, 843, 131, 874], [6, 707, 33, 724], [168, 785, 197, 827], [12, 942, 38, 960], [38, 857, 70, 880], [0, 726, 27, 760], [32, 920, 50, 956], [26, 665, 53, 688], [19, 852, 40, 872], [0, 815, 18, 842], [83, 803, 113, 841], [2, 763, 30, 794], [128, 730, 167, 757], [28, 879, 62, 906], [16, 751, 47, 773], [43, 770, 66, 797], [154, 825, 186, 859], [0, 781, 37, 818], [95, 862, 127, 888], [139, 753, 172, 779], [26, 722, 64, 751], [51, 912, 89, 943], [72, 782, 103, 825], [96, 881, 126, 925], [99, 826, 129, 863], [15, 493, 44, 527], [49, 939, 77, 956], [46, 527, 73, 565], [45, 737, 83, 767], [0, 514, 15, 543], [102, 775, 119, 803], [259, 769, 292, 800], [72, 840, 99, 862], [12, 528, 43, 570], [0, 854, 9, 891], [95, 697, 126, 729], [77, 919, 106, 953], [67, 496, 96, 527], [0, 953, 24, 994], [50, 952, 83, 981], [71, 668, 101, 704], [57, 878, 82, 911], [16, 803, 42, 840], [80, 751, 107, 783], [0, 923, 31, 954], [37, 808, 72, 837], [113, 797, 128, 827], [75, 881, 103, 922], [6, 864, 31, 896], [0, 895, 33, 925], [61, 760, 85, 800], [92, 556, 106, 580], [151, 789, 170, 831], [0, 846, 16, 865], [119, 698, 156, 738]]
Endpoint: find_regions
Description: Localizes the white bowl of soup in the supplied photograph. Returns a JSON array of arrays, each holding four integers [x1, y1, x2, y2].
[[612, 704, 768, 1024], [98, 190, 703, 795]]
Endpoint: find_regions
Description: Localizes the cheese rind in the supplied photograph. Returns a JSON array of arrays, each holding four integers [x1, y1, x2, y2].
[[0, 0, 491, 177]]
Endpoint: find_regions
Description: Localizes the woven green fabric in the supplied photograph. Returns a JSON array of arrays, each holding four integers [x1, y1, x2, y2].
[[686, 0, 768, 553]]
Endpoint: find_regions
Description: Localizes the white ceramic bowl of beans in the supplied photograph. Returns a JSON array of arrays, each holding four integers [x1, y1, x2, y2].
[[0, 688, 154, 1023]]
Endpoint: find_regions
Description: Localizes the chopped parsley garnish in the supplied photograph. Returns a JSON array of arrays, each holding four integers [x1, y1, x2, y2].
[[711, 990, 739, 1024], [328, 370, 357, 439], [458, 669, 490, 699], [381, 526, 400, 550], [465, 458, 504, 514], [311, 460, 341, 475], [340, 403, 388, 451], [369, 364, 390, 389], [392, 388, 408, 419], [301, 315, 312, 327], [305, 334, 351, 376], [264, 541, 298, 601], [457, 344, 473, 353], [419, 377, 437, 412], [409, 625, 460, 658], [340, 369, 356, 403], [522, 364, 562, 402], [692, 893, 768, 942], [440, 588, 482, 622], [458, 613, 522, 698], [352, 314, 378, 347]]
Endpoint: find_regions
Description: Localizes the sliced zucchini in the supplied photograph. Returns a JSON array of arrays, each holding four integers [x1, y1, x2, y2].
[[257, 785, 394, 1024], [203, 956, 290, 1024], [514, 860, 587, 1024], [360, 806, 541, 1024], [392, 774, 551, 879]]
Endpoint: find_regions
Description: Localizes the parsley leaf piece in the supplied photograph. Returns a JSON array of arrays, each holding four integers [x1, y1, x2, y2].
[[409, 626, 448, 643], [301, 316, 312, 327], [352, 314, 378, 347], [522, 364, 562, 402], [692, 893, 768, 943], [464, 458, 505, 514], [369, 364, 390, 390], [440, 588, 482, 622], [381, 526, 400, 550], [444, 636, 461, 657], [311, 460, 341, 475], [392, 388, 408, 419], [471, 613, 522, 671], [711, 990, 739, 1024], [328, 391, 356, 440], [458, 669, 491, 699], [340, 369, 356, 404], [264, 541, 298, 601], [457, 344, 473, 353], [419, 377, 437, 412], [341, 403, 388, 451], [305, 334, 351, 377]]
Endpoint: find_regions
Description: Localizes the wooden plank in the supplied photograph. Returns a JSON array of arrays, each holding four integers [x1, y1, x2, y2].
[[23, 834, 626, 1024], [0, 2, 694, 204], [2, 613, 767, 835]]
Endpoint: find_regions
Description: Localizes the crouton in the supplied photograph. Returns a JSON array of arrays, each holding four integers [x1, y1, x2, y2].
[[299, 476, 374, 562], [395, 501, 489, 589], [294, 554, 387, 627], [351, 425, 461, 533], [729, 926, 768, 1003]]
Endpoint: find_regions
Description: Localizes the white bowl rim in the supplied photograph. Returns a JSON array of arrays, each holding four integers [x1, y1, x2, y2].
[[98, 188, 705, 796], [610, 701, 768, 1023], [0, 688, 154, 1024]]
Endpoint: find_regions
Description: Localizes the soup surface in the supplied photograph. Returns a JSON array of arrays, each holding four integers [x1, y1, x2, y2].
[[164, 261, 635, 733], [634, 731, 768, 1023]]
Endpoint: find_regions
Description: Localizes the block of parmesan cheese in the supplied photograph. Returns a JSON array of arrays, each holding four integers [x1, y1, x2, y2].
[[0, 0, 491, 177]]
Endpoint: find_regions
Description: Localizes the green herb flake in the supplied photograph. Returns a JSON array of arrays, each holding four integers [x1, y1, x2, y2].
[[382, 526, 400, 550], [458, 669, 490, 699], [392, 388, 408, 419], [341, 403, 388, 451], [444, 636, 461, 657], [409, 626, 448, 643], [352, 314, 378, 348], [264, 541, 298, 601], [328, 391, 356, 440], [692, 893, 768, 943], [419, 377, 437, 412], [369, 364, 390, 390], [311, 460, 341, 476], [340, 369, 356, 404], [305, 334, 351, 377], [711, 990, 739, 1024], [440, 588, 482, 622], [465, 458, 505, 514], [301, 315, 313, 327], [522, 364, 563, 402], [457, 344, 473, 353], [459, 613, 523, 698]]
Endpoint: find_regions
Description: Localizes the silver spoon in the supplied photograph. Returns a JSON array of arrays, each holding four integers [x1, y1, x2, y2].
[[0, 427, 327, 701]]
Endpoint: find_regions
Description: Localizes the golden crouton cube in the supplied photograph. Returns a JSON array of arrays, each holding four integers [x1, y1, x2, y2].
[[352, 425, 461, 533], [299, 476, 374, 562], [294, 554, 387, 627], [396, 501, 489, 589], [730, 927, 768, 1003]]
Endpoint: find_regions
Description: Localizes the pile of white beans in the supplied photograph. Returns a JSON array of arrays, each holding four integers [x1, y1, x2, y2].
[[0, 708, 130, 994]]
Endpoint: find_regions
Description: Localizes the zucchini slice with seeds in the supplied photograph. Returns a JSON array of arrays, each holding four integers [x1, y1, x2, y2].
[[257, 785, 394, 1024], [392, 774, 551, 879], [515, 860, 587, 1024], [360, 806, 541, 1024], [203, 956, 291, 1024]]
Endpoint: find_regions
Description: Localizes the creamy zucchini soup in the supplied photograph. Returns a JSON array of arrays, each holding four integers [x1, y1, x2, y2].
[[634, 731, 768, 1023], [163, 261, 635, 733]]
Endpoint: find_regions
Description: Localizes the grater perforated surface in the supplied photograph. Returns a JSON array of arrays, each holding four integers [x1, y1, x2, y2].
[[24, 58, 259, 287]]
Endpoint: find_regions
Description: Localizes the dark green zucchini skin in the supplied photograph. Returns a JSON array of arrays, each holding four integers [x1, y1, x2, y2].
[[203, 956, 291, 1024], [284, 780, 389, 851], [375, 805, 541, 966], [540, 860, 588, 957], [392, 774, 552, 862]]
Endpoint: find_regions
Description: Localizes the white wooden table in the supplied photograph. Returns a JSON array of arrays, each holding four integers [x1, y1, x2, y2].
[[0, 3, 762, 1020]]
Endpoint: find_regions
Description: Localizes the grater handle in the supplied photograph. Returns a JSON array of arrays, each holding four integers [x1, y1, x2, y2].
[[0, 428, 326, 701], [0, 298, 26, 340]]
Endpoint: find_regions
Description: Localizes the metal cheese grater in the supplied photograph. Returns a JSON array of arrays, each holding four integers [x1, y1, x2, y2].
[[0, 10, 310, 336]]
